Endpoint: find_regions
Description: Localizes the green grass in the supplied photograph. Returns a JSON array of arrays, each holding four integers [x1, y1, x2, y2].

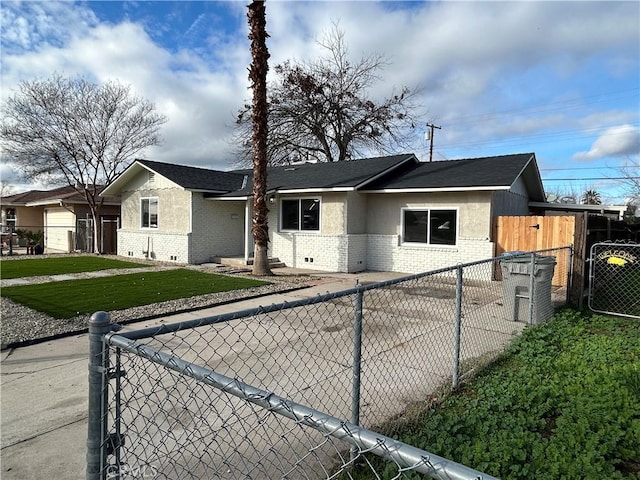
[[0, 269, 269, 318], [351, 310, 640, 479], [0, 256, 147, 279]]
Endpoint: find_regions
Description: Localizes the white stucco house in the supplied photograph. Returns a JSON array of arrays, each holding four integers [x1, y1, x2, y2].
[[100, 152, 546, 273]]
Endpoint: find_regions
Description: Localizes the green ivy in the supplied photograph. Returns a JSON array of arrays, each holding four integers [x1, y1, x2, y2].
[[350, 310, 640, 479]]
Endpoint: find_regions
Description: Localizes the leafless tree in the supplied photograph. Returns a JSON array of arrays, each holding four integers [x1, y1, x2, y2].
[[0, 179, 14, 197], [1, 75, 166, 253], [234, 25, 423, 166], [247, 0, 272, 275], [617, 158, 640, 200]]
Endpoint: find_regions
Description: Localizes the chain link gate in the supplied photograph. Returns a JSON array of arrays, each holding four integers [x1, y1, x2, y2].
[[589, 241, 640, 319]]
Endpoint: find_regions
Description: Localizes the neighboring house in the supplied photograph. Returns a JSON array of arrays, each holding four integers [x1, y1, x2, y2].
[[529, 202, 629, 221], [0, 186, 120, 253], [101, 152, 546, 273]]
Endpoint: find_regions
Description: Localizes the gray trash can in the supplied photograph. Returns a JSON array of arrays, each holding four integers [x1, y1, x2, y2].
[[501, 254, 556, 324]]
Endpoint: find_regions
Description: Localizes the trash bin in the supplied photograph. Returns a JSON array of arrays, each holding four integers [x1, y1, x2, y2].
[[501, 253, 556, 324]]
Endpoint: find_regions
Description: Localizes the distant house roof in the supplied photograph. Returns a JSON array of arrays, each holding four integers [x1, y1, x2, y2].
[[1, 185, 119, 207], [364, 152, 536, 187], [101, 152, 545, 201], [528, 202, 629, 221]]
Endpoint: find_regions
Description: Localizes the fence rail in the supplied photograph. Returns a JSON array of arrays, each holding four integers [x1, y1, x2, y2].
[[87, 246, 572, 480]]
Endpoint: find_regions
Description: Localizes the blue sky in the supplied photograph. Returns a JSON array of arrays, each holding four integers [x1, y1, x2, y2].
[[1, 1, 639, 203]]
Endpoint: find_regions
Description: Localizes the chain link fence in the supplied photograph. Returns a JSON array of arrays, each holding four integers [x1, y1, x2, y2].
[[589, 241, 640, 319], [87, 247, 571, 480]]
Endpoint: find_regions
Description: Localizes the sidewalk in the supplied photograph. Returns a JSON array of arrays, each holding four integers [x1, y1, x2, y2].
[[0, 269, 406, 479]]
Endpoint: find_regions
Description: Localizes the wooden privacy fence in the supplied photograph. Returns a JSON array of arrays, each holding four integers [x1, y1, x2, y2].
[[495, 215, 576, 287]]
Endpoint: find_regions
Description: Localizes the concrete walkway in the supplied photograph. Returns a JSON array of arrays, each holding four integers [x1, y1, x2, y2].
[[0, 269, 407, 480]]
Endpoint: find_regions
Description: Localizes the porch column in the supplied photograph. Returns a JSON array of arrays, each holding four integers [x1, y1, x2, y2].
[[244, 199, 251, 264]]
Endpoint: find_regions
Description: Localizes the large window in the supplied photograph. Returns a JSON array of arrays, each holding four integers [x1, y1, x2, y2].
[[141, 197, 158, 229], [402, 208, 457, 246], [281, 198, 320, 231]]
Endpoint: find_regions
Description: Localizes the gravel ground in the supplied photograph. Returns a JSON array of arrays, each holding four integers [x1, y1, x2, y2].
[[0, 256, 317, 347]]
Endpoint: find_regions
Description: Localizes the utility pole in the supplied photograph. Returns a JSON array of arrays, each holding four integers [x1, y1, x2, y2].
[[425, 123, 441, 162]]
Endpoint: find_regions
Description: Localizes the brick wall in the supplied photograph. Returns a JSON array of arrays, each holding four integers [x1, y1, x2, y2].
[[367, 235, 494, 273], [272, 233, 367, 272], [117, 229, 190, 263]]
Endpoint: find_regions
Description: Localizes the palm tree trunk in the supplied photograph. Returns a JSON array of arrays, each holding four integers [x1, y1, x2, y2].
[[248, 1, 272, 276]]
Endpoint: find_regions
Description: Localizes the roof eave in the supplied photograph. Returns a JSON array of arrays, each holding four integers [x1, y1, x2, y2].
[[513, 153, 546, 202], [361, 186, 511, 194]]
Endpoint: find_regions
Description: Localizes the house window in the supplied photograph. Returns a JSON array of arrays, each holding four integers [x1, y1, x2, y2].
[[402, 208, 457, 246], [4, 208, 16, 232], [281, 198, 320, 231], [141, 197, 158, 228]]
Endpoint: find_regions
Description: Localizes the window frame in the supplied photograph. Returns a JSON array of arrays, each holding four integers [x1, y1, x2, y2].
[[279, 197, 321, 233], [400, 207, 458, 247], [4, 208, 17, 232], [140, 197, 159, 229]]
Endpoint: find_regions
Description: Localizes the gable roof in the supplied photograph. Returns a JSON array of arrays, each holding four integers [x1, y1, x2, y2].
[[221, 154, 417, 197], [363, 153, 545, 201], [137, 159, 247, 192], [101, 159, 248, 196], [101, 152, 545, 201]]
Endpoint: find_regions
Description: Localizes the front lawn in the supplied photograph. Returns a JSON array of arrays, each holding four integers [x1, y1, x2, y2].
[[0, 269, 269, 318], [355, 310, 640, 479], [0, 256, 146, 279]]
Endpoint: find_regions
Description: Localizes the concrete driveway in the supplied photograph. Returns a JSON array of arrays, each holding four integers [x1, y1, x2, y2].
[[2, 269, 525, 479]]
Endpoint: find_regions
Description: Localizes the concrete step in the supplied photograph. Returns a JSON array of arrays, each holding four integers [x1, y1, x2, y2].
[[211, 256, 285, 269]]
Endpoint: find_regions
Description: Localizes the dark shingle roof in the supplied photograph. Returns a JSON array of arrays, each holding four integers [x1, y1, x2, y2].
[[1, 186, 78, 205], [364, 153, 535, 190], [137, 159, 247, 192], [1, 185, 118, 206], [222, 154, 417, 196]]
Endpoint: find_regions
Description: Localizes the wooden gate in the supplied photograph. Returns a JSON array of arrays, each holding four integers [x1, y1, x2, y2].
[[495, 215, 576, 286]]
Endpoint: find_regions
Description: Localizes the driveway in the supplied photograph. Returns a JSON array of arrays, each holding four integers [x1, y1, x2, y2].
[[1, 268, 535, 479]]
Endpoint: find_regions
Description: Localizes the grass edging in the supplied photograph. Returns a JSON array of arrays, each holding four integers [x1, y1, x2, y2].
[[2, 284, 310, 350], [1, 269, 269, 318]]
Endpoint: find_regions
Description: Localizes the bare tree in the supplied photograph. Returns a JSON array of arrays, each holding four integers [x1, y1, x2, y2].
[[247, 0, 272, 276], [617, 158, 640, 200], [0, 179, 14, 197], [1, 75, 166, 253], [235, 25, 423, 166]]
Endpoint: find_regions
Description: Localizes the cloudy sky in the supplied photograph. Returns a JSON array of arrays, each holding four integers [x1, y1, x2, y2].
[[1, 1, 639, 202]]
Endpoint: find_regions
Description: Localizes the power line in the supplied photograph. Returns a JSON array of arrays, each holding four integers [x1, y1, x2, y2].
[[542, 177, 640, 181], [439, 88, 640, 127], [540, 166, 621, 171]]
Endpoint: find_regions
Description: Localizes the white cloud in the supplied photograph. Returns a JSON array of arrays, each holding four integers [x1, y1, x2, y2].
[[573, 125, 640, 161], [1, 0, 638, 182]]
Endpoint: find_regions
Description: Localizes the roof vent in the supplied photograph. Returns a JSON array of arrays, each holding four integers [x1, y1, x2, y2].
[[148, 172, 155, 184], [284, 167, 297, 171]]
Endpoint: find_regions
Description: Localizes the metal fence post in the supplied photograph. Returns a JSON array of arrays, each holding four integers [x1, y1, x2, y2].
[[528, 252, 536, 325], [351, 285, 364, 461], [452, 266, 463, 388], [352, 286, 364, 426], [87, 311, 112, 480]]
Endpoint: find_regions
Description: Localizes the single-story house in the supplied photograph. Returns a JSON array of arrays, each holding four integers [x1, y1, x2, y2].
[[0, 186, 120, 253], [101, 152, 546, 273]]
